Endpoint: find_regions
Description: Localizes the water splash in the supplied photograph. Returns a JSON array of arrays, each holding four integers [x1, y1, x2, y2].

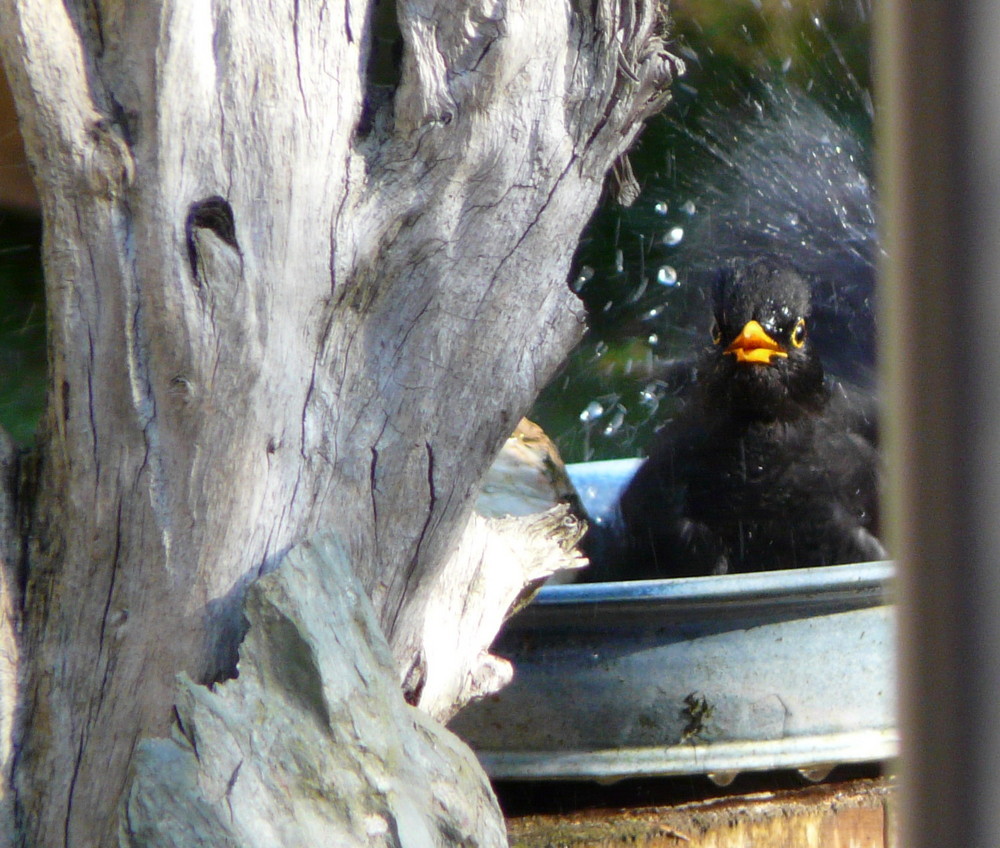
[[656, 266, 678, 286], [579, 400, 605, 423], [662, 227, 685, 247], [572, 265, 595, 292], [526, 3, 875, 463], [602, 407, 625, 437]]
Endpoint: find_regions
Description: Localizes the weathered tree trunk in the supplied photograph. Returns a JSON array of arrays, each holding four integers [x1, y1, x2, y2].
[[0, 0, 677, 844], [0, 433, 18, 843]]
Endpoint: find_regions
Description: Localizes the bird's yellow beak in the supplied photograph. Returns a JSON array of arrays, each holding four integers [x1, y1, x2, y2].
[[724, 320, 788, 365]]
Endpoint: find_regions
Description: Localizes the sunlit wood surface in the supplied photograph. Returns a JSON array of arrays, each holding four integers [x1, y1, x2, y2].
[[506, 777, 895, 848]]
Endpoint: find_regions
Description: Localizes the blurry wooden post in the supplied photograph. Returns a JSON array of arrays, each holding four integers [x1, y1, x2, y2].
[[880, 1, 1000, 847], [0, 1, 678, 844]]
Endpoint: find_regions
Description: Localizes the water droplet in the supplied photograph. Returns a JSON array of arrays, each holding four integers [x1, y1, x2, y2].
[[681, 200, 696, 216], [781, 56, 792, 73], [656, 265, 678, 286], [647, 333, 660, 346], [646, 306, 664, 320], [640, 382, 661, 407], [654, 201, 669, 215], [579, 400, 605, 423], [662, 227, 684, 246], [614, 249, 625, 274], [785, 212, 800, 227], [602, 408, 625, 436], [571, 265, 594, 292]]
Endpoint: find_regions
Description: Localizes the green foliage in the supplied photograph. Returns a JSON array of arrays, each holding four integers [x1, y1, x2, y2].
[[0, 213, 44, 445]]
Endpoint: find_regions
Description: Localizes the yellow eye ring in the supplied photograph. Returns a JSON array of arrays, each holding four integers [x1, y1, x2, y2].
[[790, 318, 806, 348], [711, 320, 722, 345]]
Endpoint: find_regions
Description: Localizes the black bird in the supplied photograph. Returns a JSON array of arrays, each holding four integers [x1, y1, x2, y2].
[[603, 254, 885, 579]]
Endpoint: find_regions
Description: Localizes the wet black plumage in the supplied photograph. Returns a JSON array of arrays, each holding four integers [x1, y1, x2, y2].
[[603, 254, 884, 579]]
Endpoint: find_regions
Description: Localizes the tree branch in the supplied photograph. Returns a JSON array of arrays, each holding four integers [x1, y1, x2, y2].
[[0, 0, 133, 203], [415, 504, 587, 721]]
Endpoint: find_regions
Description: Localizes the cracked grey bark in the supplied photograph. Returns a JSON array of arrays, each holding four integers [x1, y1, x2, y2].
[[0, 430, 17, 845], [0, 0, 678, 844]]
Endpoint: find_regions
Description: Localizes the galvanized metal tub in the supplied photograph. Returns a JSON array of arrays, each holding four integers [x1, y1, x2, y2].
[[450, 460, 898, 783]]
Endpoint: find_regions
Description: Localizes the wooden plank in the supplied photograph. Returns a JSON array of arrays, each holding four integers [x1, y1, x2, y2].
[[506, 777, 895, 848]]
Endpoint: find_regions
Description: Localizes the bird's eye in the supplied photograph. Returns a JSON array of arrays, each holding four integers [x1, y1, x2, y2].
[[790, 318, 806, 348], [711, 320, 722, 345]]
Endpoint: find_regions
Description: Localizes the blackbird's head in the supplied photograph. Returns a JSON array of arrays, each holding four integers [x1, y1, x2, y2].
[[702, 255, 826, 418]]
